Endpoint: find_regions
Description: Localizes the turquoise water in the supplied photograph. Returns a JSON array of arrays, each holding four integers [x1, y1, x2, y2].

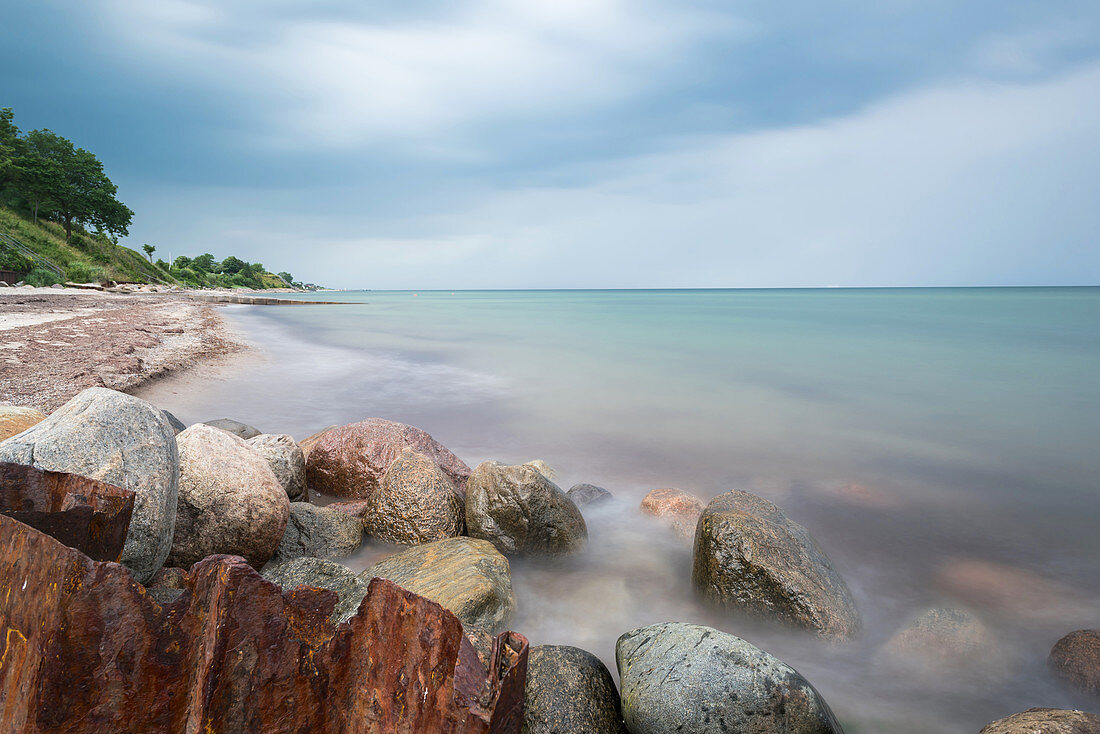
[[142, 287, 1100, 731]]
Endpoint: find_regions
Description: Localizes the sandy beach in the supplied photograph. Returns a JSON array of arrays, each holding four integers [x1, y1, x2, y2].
[[0, 287, 247, 412]]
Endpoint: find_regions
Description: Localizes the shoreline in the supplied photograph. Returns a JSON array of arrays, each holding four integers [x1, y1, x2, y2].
[[0, 287, 252, 412]]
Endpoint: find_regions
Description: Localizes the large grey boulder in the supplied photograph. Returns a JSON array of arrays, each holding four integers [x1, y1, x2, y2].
[[362, 536, 516, 633], [979, 708, 1100, 733], [692, 490, 860, 639], [523, 645, 626, 734], [362, 448, 464, 545], [465, 461, 587, 556], [247, 433, 307, 501], [0, 387, 179, 583], [262, 556, 368, 623], [202, 417, 261, 439], [166, 424, 289, 569], [269, 501, 364, 565], [616, 622, 842, 734]]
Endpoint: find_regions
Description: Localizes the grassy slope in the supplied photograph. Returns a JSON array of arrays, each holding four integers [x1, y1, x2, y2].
[[0, 207, 174, 283]]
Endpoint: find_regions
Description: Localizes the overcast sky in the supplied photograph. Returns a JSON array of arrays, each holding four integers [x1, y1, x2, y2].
[[2, 0, 1098, 288]]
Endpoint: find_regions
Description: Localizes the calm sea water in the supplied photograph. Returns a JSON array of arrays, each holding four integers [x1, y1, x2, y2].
[[139, 288, 1100, 732]]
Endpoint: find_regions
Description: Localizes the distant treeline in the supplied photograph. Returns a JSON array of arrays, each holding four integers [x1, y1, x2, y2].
[[168, 252, 305, 290]]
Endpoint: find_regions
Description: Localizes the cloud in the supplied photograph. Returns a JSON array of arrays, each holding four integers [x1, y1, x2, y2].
[[148, 61, 1100, 289]]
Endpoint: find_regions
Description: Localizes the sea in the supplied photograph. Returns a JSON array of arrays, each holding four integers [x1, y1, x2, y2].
[[137, 287, 1100, 732]]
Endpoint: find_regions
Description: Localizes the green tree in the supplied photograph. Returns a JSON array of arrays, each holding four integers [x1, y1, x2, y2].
[[191, 253, 216, 272], [277, 271, 294, 285], [173, 255, 192, 270], [13, 129, 132, 241], [142, 243, 155, 261], [219, 255, 247, 274]]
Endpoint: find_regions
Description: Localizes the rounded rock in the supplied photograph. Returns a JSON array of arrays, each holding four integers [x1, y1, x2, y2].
[[616, 622, 842, 734], [568, 483, 613, 508], [262, 556, 369, 622], [465, 460, 587, 556], [0, 387, 179, 583], [363, 448, 464, 545], [523, 645, 627, 734], [202, 417, 261, 439], [876, 608, 1004, 681], [0, 405, 47, 442], [640, 488, 704, 538], [167, 424, 289, 569], [247, 433, 308, 501], [1049, 630, 1100, 696], [305, 418, 470, 500], [979, 708, 1100, 733], [269, 502, 365, 565], [692, 489, 860, 639]]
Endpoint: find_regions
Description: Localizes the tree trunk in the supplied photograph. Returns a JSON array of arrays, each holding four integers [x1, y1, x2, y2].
[[64, 216, 72, 242], [33, 200, 38, 224]]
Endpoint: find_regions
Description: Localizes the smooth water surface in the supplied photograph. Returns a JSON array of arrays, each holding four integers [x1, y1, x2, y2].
[[139, 288, 1100, 732]]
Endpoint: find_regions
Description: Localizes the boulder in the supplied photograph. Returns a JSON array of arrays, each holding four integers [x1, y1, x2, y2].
[[166, 424, 289, 569], [247, 433, 308, 501], [263, 556, 370, 622], [640, 488, 704, 537], [523, 645, 626, 734], [465, 460, 587, 556], [568, 483, 613, 507], [202, 417, 261, 439], [363, 448, 464, 544], [329, 499, 371, 521], [269, 502, 365, 565], [0, 514, 528, 733], [692, 489, 860, 639], [979, 708, 1100, 733], [363, 536, 516, 633], [0, 387, 179, 583], [616, 622, 842, 734], [522, 459, 556, 479], [298, 425, 337, 458], [0, 405, 47, 441], [876, 608, 1004, 680], [1049, 630, 1100, 696], [0, 461, 134, 562], [305, 418, 470, 499], [161, 410, 186, 434]]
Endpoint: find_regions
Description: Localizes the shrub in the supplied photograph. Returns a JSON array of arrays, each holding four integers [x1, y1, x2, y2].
[[24, 267, 62, 287], [66, 262, 106, 283], [0, 249, 34, 272]]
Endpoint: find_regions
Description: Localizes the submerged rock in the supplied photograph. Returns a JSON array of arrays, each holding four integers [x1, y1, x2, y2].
[[269, 501, 365, 565], [247, 433, 308, 501], [465, 460, 587, 556], [263, 555, 369, 622], [979, 708, 1100, 733], [363, 448, 465, 544], [876, 607, 1005, 681], [640, 488, 704, 538], [567, 483, 613, 507], [0, 513, 529, 733], [1049, 630, 1100, 696], [305, 418, 471, 500], [202, 417, 261, 439], [616, 622, 842, 734], [0, 387, 179, 583], [523, 645, 626, 734], [363, 536, 516, 633], [0, 405, 47, 441], [167, 424, 288, 569], [692, 489, 860, 639]]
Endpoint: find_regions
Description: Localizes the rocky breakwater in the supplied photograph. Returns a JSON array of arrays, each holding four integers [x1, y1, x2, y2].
[[306, 417, 471, 499], [692, 489, 860, 639], [0, 387, 178, 583], [616, 622, 843, 733], [0, 509, 528, 732]]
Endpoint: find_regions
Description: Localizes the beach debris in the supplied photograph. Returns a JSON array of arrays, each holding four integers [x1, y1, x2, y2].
[[692, 489, 861, 639], [0, 513, 529, 733], [362, 447, 465, 544], [616, 622, 843, 734], [567, 482, 613, 508], [202, 416, 261, 438], [979, 708, 1100, 733], [0, 461, 133, 562], [306, 417, 471, 499], [268, 501, 364, 565], [523, 645, 627, 734], [0, 386, 179, 583], [247, 432, 307, 500], [639, 487, 704, 538], [1049, 629, 1100, 696], [0, 405, 46, 441], [465, 460, 587, 556], [166, 423, 288, 569], [363, 536, 517, 634]]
